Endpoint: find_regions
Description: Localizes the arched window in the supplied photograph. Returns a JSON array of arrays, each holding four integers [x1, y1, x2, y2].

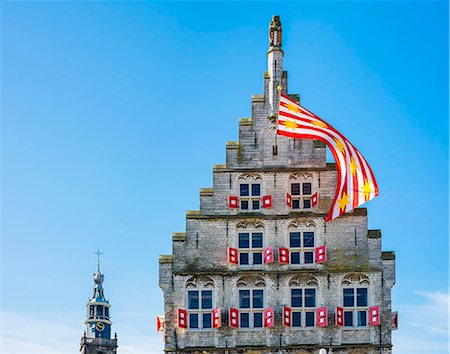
[[238, 173, 263, 211], [341, 273, 370, 328], [289, 274, 318, 328], [236, 276, 266, 329], [185, 276, 215, 330], [288, 173, 314, 210], [236, 220, 265, 266], [288, 220, 316, 265]]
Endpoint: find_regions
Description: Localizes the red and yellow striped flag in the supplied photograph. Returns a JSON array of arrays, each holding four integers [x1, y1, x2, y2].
[[277, 94, 378, 221]]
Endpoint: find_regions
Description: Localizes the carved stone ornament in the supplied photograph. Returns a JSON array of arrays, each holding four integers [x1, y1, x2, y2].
[[289, 274, 319, 287], [238, 173, 262, 181], [236, 275, 266, 288], [288, 218, 317, 229], [236, 219, 265, 230], [289, 172, 314, 180], [185, 275, 215, 288], [341, 273, 370, 286]]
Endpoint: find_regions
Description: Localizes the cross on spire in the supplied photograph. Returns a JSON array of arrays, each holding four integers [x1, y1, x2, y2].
[[94, 246, 103, 272]]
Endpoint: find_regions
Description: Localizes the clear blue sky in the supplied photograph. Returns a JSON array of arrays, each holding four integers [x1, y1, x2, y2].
[[2, 1, 448, 353]]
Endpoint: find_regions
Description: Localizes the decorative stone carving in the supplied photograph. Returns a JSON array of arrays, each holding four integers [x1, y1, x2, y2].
[[288, 274, 319, 287], [185, 275, 215, 288], [341, 273, 370, 286], [236, 219, 265, 229], [236, 275, 266, 288], [288, 218, 317, 229]]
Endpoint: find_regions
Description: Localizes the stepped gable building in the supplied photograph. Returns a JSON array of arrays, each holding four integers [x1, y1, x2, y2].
[[80, 253, 118, 354], [159, 16, 395, 354]]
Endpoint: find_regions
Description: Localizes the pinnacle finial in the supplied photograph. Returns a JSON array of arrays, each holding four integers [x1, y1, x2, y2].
[[269, 15, 282, 48], [94, 246, 103, 273]]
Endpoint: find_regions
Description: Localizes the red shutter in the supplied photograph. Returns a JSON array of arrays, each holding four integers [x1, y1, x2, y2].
[[336, 306, 344, 327], [312, 192, 318, 206], [316, 307, 327, 327], [228, 247, 238, 264], [315, 245, 326, 264], [391, 311, 398, 330], [263, 247, 274, 264], [279, 247, 290, 264], [369, 305, 380, 326], [156, 315, 165, 332], [177, 308, 187, 329], [228, 196, 239, 208], [264, 307, 274, 328], [262, 195, 272, 208], [283, 306, 292, 327], [286, 193, 292, 207], [229, 308, 239, 328], [212, 308, 221, 328]]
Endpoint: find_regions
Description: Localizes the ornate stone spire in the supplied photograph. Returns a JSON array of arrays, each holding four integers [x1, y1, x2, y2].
[[267, 15, 284, 116], [80, 250, 117, 354]]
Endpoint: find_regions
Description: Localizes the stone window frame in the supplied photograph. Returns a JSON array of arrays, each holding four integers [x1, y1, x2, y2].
[[287, 220, 316, 266], [185, 276, 216, 331], [238, 288, 265, 330], [340, 273, 371, 329], [236, 275, 266, 330], [289, 173, 314, 210], [236, 220, 265, 268], [288, 274, 319, 330], [237, 173, 263, 212]]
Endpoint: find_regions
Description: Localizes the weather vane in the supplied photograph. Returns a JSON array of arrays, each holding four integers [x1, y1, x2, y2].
[[94, 246, 103, 272]]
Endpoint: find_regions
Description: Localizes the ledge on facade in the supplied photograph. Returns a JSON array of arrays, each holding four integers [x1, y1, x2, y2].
[[368, 229, 381, 238], [211, 163, 337, 173], [186, 208, 367, 220], [288, 93, 300, 103], [159, 255, 173, 264], [226, 141, 240, 150], [200, 188, 214, 197], [314, 140, 326, 148], [172, 232, 187, 242], [239, 118, 252, 126], [213, 164, 227, 172], [252, 94, 265, 102], [382, 251, 396, 260], [186, 210, 201, 217]]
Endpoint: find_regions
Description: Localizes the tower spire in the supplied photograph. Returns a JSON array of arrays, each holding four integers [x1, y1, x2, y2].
[[80, 251, 118, 354], [267, 15, 284, 115]]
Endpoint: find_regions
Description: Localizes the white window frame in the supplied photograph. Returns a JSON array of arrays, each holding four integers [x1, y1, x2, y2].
[[290, 287, 317, 328], [238, 232, 264, 266], [342, 286, 369, 328], [288, 229, 315, 265], [239, 182, 262, 211], [290, 180, 313, 210], [186, 289, 214, 331], [238, 288, 265, 329]]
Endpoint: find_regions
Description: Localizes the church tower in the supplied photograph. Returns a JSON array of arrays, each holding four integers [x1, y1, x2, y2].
[[80, 251, 118, 354], [159, 15, 395, 354]]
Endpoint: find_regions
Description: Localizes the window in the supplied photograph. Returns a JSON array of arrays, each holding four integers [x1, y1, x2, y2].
[[187, 290, 213, 329], [105, 307, 109, 317], [96, 305, 103, 317], [343, 288, 368, 327], [238, 232, 263, 265], [290, 182, 312, 209], [291, 288, 316, 328], [239, 289, 264, 328], [239, 183, 261, 210], [289, 231, 315, 265], [89, 306, 94, 316]]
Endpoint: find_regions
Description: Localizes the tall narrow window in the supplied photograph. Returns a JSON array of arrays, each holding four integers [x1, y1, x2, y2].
[[289, 231, 315, 264], [291, 288, 316, 328], [239, 289, 264, 328], [187, 290, 213, 329], [343, 288, 368, 327], [238, 232, 263, 265]]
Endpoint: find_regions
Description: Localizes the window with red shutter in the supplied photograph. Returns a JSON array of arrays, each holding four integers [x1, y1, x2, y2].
[[278, 247, 290, 264], [177, 308, 187, 329], [369, 305, 380, 326], [212, 308, 221, 328], [283, 306, 292, 327], [262, 195, 272, 208], [336, 306, 344, 326], [228, 196, 239, 208], [263, 247, 274, 264], [316, 307, 327, 327], [228, 247, 238, 265], [229, 308, 239, 328], [264, 308, 274, 328]]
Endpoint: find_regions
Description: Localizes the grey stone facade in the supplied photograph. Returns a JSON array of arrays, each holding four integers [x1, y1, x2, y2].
[[159, 16, 395, 354]]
